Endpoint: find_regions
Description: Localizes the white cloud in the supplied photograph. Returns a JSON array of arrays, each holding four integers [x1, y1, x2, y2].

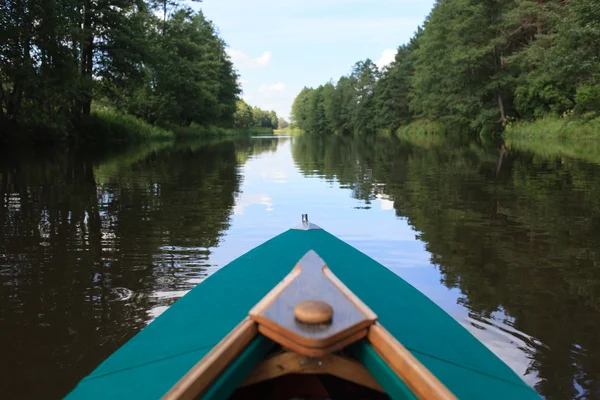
[[233, 194, 273, 215], [252, 83, 289, 116], [227, 49, 271, 69], [258, 17, 422, 45], [239, 79, 249, 85], [375, 49, 397, 69], [258, 82, 286, 94]]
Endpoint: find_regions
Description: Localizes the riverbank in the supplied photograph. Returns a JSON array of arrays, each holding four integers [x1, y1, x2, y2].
[[90, 107, 274, 142], [391, 117, 600, 166], [395, 120, 451, 138], [86, 108, 174, 143], [504, 116, 600, 140], [501, 116, 600, 164], [0, 107, 273, 148], [273, 128, 303, 135]]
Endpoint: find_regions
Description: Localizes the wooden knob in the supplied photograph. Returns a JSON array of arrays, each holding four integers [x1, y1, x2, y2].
[[294, 300, 333, 324]]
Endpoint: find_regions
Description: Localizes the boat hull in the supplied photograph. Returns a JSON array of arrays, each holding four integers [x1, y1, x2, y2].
[[66, 228, 539, 399]]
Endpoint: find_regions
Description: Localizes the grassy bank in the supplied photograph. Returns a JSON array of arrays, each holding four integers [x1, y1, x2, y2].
[[1, 104, 266, 148], [273, 128, 303, 135], [395, 120, 456, 138], [86, 107, 174, 143], [505, 116, 600, 140], [0, 107, 173, 147], [92, 107, 271, 142]]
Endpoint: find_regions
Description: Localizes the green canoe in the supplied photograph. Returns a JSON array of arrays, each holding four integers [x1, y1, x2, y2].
[[66, 222, 540, 399]]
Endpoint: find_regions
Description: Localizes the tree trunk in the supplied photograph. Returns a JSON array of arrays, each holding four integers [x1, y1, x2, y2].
[[82, 35, 93, 117], [0, 80, 6, 121], [537, 0, 543, 35], [10, 81, 24, 123], [497, 92, 506, 122], [490, 4, 506, 124], [163, 0, 167, 35], [7, 0, 30, 122], [74, 0, 93, 119]]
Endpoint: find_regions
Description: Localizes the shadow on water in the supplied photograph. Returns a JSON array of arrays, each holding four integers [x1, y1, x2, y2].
[[0, 137, 278, 398], [292, 133, 600, 399]]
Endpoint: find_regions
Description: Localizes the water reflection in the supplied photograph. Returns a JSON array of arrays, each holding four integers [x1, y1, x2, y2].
[[0, 138, 277, 398], [292, 134, 600, 399], [2, 134, 600, 399]]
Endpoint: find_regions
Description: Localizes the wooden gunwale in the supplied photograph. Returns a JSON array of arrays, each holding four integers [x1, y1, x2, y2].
[[165, 250, 457, 400]]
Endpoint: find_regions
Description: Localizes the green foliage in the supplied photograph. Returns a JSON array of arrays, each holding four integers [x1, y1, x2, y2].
[[277, 117, 289, 129], [396, 120, 451, 138], [233, 100, 254, 129], [575, 85, 600, 117], [412, 0, 512, 127], [118, 9, 239, 127], [87, 107, 174, 143], [290, 87, 313, 130], [231, 99, 278, 130], [290, 61, 381, 136], [290, 0, 600, 137], [252, 107, 278, 129], [373, 38, 419, 132], [0, 1, 240, 142]]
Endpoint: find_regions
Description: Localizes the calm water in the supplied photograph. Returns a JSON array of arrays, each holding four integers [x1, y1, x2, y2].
[[1, 135, 600, 399]]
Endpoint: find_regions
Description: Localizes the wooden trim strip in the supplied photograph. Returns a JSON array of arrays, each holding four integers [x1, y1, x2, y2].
[[258, 324, 369, 358], [163, 318, 258, 400], [201, 336, 273, 400], [249, 265, 302, 319], [250, 252, 377, 353], [240, 351, 384, 392], [322, 266, 377, 321], [326, 354, 385, 392], [368, 324, 457, 400]]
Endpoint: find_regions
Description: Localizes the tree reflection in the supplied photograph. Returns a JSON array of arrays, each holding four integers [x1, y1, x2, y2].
[[292, 134, 600, 399], [0, 138, 278, 398]]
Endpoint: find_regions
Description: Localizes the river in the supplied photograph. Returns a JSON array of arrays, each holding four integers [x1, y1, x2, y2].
[[1, 134, 599, 399]]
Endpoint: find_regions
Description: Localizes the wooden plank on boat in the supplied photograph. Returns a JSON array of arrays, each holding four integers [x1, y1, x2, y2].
[[240, 351, 384, 392], [322, 266, 377, 321], [249, 250, 377, 353], [368, 323, 457, 400], [163, 318, 257, 400], [258, 324, 369, 358]]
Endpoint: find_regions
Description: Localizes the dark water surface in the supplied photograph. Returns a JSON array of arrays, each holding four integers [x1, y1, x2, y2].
[[1, 135, 600, 399]]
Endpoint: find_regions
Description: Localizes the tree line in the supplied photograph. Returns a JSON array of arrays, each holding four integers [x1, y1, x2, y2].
[[0, 0, 244, 136], [291, 0, 600, 135], [232, 99, 284, 130]]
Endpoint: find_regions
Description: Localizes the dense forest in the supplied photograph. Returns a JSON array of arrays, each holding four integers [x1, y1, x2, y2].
[[291, 0, 600, 135], [0, 0, 280, 141], [232, 99, 281, 131]]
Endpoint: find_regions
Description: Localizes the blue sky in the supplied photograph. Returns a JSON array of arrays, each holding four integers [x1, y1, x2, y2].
[[194, 0, 435, 119]]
